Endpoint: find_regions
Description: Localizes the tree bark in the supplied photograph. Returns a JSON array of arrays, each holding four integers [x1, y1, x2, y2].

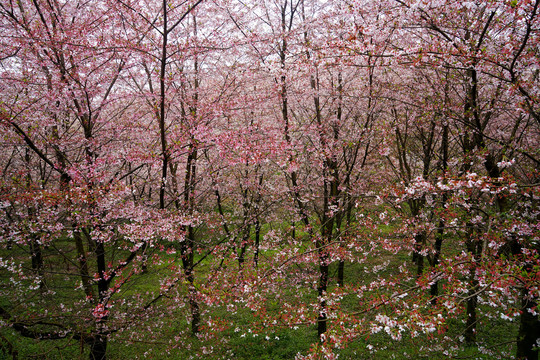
[[464, 226, 482, 346], [430, 123, 448, 300], [74, 230, 94, 299], [517, 282, 540, 360], [89, 335, 107, 360]]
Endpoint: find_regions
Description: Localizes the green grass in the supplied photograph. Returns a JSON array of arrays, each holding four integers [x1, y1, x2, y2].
[[1, 224, 520, 359]]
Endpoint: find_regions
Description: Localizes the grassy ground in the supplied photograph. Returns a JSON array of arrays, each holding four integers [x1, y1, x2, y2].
[[1, 231, 519, 360]]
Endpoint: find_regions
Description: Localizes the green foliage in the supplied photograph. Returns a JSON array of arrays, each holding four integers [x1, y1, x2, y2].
[[227, 329, 313, 359], [0, 221, 520, 359]]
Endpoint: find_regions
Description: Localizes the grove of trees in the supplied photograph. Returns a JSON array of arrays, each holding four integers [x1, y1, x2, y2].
[[0, 0, 538, 359]]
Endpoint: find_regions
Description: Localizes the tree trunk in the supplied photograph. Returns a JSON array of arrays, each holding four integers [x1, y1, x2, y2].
[[429, 221, 444, 301], [430, 123, 448, 301], [74, 230, 94, 299], [464, 283, 478, 345], [89, 335, 107, 360], [317, 258, 329, 337], [464, 227, 481, 346], [91, 234, 109, 360], [238, 230, 250, 269], [158, 0, 169, 210], [184, 264, 200, 335], [29, 236, 43, 276], [337, 261, 345, 287], [517, 285, 540, 360], [414, 232, 425, 278], [182, 228, 200, 335], [238, 181, 251, 269], [253, 212, 261, 267]]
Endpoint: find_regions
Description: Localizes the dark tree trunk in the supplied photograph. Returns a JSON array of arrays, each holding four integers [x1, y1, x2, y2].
[[29, 236, 43, 276], [517, 289, 540, 360], [91, 236, 109, 360], [238, 181, 251, 269], [253, 173, 263, 267], [182, 226, 200, 335], [429, 221, 444, 301], [464, 228, 482, 346], [317, 258, 329, 337], [158, 0, 169, 210], [74, 230, 94, 299], [414, 232, 425, 277], [238, 233, 249, 269], [254, 218, 261, 267], [430, 123, 448, 301], [182, 136, 200, 334], [89, 335, 107, 360], [464, 285, 478, 345], [185, 265, 200, 335], [337, 261, 345, 287]]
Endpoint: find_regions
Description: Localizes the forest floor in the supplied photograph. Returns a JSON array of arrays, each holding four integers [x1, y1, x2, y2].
[[1, 233, 518, 360]]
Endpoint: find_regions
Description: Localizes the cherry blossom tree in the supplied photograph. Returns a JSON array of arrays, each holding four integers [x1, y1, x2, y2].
[[1, 0, 539, 359], [0, 1, 195, 358]]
